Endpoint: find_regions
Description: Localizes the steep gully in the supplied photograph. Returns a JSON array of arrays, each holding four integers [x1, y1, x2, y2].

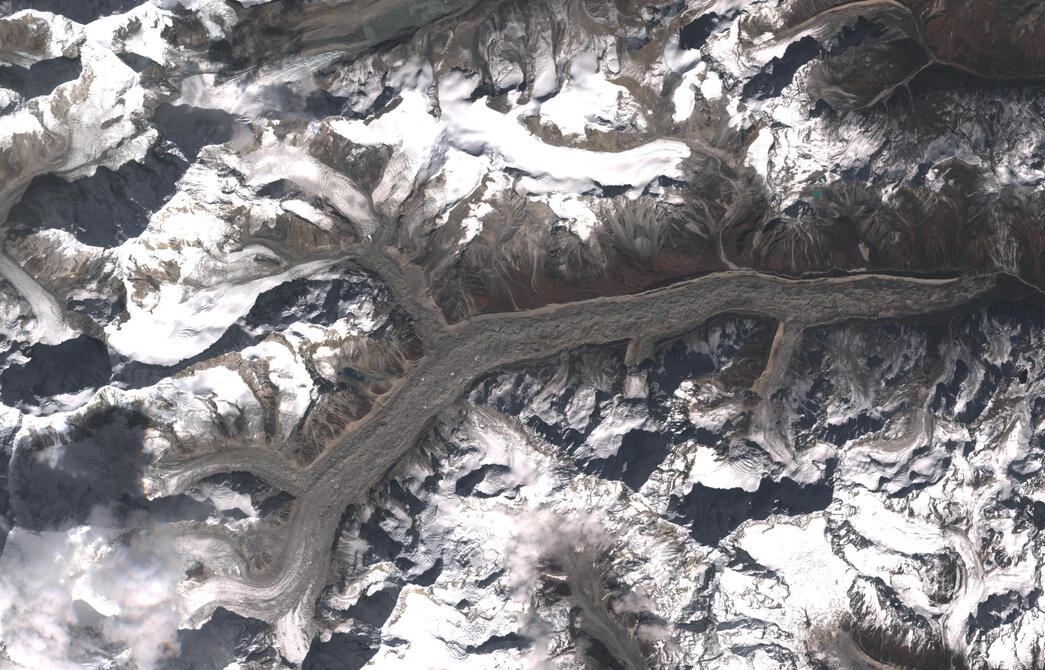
[[158, 236, 1007, 656]]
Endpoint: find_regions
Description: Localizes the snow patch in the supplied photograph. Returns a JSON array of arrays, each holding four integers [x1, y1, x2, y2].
[[538, 52, 642, 137]]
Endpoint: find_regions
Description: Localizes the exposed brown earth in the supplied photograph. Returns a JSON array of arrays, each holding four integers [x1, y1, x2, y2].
[[902, 0, 1045, 80]]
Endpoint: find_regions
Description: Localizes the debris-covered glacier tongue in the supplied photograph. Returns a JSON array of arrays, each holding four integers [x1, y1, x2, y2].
[[0, 0, 1043, 668]]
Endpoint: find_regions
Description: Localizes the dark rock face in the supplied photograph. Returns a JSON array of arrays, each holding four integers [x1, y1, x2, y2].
[[584, 429, 671, 491], [670, 472, 834, 546], [678, 12, 725, 51], [302, 632, 380, 670], [112, 324, 257, 390], [0, 335, 111, 406], [342, 586, 400, 629], [113, 267, 395, 389], [243, 270, 382, 332], [7, 104, 243, 247], [152, 103, 243, 161], [455, 463, 513, 496], [8, 407, 148, 530], [742, 36, 822, 100], [0, 56, 80, 99], [846, 576, 959, 668], [167, 608, 275, 670], [8, 147, 187, 247]]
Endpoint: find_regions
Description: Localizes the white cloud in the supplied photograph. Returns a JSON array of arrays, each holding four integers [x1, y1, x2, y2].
[[0, 510, 185, 669]]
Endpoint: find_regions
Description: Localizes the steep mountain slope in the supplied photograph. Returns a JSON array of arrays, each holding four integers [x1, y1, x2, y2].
[[0, 1, 1042, 668]]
